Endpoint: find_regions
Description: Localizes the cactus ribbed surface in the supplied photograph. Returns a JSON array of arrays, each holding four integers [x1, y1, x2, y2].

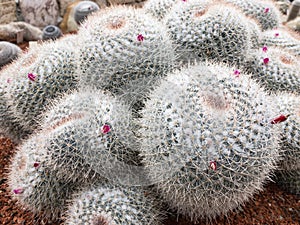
[[7, 134, 82, 220], [164, 1, 251, 65], [76, 6, 176, 105], [4, 39, 78, 133], [261, 28, 300, 57], [65, 183, 162, 225], [223, 0, 281, 31], [275, 170, 300, 196], [144, 0, 177, 20], [242, 47, 300, 94], [138, 63, 280, 221], [37, 90, 138, 183]]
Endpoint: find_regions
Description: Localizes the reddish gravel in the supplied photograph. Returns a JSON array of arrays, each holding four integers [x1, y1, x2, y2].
[[0, 137, 299, 225]]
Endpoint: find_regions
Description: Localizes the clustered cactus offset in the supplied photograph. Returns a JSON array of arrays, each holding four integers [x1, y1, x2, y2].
[[2, 0, 299, 224]]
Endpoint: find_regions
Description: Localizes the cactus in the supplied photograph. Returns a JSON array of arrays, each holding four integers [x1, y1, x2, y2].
[[138, 62, 280, 221], [164, 1, 251, 65], [144, 0, 177, 20], [241, 47, 300, 94], [223, 0, 281, 31], [271, 93, 300, 171], [65, 182, 162, 225], [7, 134, 83, 220], [4, 38, 79, 134], [76, 6, 176, 106], [0, 63, 29, 143], [0, 41, 21, 68], [261, 28, 300, 57], [74, 1, 100, 25], [36, 89, 140, 184], [42, 25, 62, 40], [247, 17, 262, 49]]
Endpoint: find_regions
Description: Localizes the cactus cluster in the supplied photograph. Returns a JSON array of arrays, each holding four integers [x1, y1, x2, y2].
[[1, 1, 299, 224]]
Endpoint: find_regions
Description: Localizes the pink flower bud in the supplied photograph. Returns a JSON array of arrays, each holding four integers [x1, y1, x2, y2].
[[13, 188, 23, 194], [210, 161, 217, 171], [263, 58, 270, 65], [101, 124, 111, 134], [27, 73, 36, 81], [262, 46, 268, 52], [137, 34, 144, 42]]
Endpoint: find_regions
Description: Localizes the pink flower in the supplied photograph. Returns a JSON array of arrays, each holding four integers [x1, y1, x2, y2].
[[263, 57, 269, 65], [13, 189, 23, 194], [264, 8, 270, 13], [6, 78, 11, 83], [210, 161, 217, 171], [101, 124, 111, 134], [274, 33, 279, 37], [33, 162, 40, 168], [137, 34, 144, 42], [234, 70, 240, 77], [27, 73, 36, 81], [262, 46, 268, 52]]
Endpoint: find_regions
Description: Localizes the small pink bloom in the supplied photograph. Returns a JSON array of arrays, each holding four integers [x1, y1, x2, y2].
[[274, 33, 279, 37], [101, 124, 111, 134], [137, 34, 144, 42], [33, 162, 40, 168], [210, 161, 217, 171], [182, 0, 187, 1], [6, 78, 11, 83], [263, 57, 269, 65], [13, 188, 23, 194], [264, 8, 270, 13], [27, 73, 36, 81], [262, 46, 268, 52], [234, 70, 240, 77], [271, 114, 289, 124]]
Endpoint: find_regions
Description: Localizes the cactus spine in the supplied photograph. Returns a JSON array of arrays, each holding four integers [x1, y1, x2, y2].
[[164, 1, 251, 65], [138, 63, 280, 221], [65, 183, 162, 225]]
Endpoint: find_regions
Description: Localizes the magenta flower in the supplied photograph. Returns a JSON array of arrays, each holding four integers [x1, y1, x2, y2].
[[271, 114, 289, 124], [274, 33, 279, 37], [6, 78, 11, 83], [101, 124, 111, 134], [262, 46, 268, 52], [137, 34, 144, 42], [264, 8, 270, 13], [263, 57, 269, 65], [234, 70, 240, 77], [27, 73, 36, 81], [33, 162, 40, 168], [209, 161, 217, 171], [13, 188, 23, 194]]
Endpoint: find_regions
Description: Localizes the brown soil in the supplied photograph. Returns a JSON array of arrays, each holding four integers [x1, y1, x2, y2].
[[0, 137, 299, 225]]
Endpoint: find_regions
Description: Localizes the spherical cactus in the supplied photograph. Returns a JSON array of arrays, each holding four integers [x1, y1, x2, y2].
[[261, 28, 300, 57], [144, 0, 177, 20], [65, 183, 162, 225], [223, 0, 281, 31], [76, 6, 176, 106], [74, 1, 100, 25], [4, 38, 79, 134], [138, 62, 280, 222], [42, 25, 62, 40], [164, 1, 252, 66], [36, 89, 140, 185], [7, 134, 83, 220], [271, 93, 300, 171], [241, 47, 300, 94], [0, 41, 21, 68]]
